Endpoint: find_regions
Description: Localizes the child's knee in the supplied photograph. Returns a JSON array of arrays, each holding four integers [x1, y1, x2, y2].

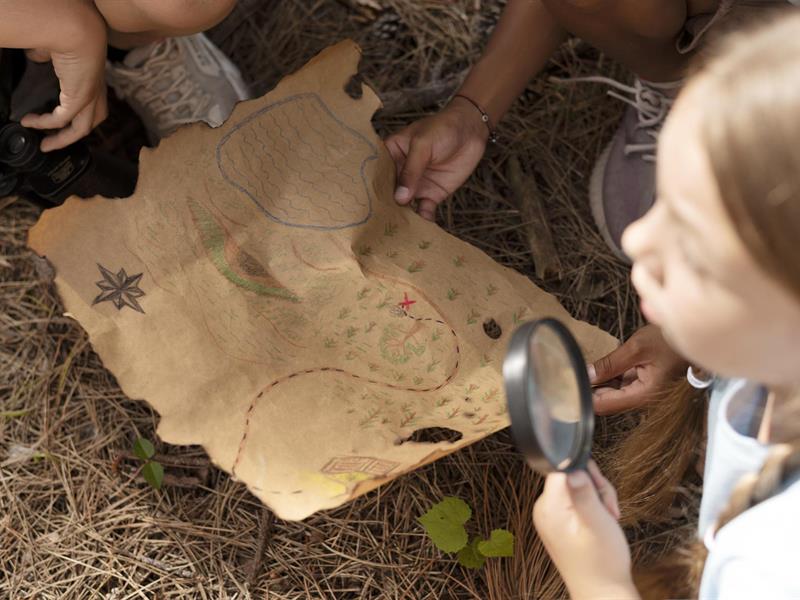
[[558, 0, 610, 14], [127, 0, 237, 35], [554, 0, 686, 40]]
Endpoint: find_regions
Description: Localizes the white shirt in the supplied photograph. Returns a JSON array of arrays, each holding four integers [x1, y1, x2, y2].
[[698, 379, 800, 598]]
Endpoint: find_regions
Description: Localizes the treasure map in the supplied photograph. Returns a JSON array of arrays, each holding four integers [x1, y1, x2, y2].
[[28, 41, 617, 520]]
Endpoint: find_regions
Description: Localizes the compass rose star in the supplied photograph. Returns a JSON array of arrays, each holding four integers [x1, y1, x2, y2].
[[92, 264, 146, 313]]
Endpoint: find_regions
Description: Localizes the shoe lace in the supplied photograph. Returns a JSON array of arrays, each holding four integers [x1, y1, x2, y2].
[[552, 76, 677, 162], [111, 39, 210, 126]]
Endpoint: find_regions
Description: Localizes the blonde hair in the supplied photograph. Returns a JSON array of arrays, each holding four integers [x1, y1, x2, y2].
[[716, 441, 800, 528], [700, 11, 800, 300]]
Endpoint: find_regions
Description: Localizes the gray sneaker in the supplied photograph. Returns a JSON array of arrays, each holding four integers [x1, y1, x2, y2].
[[106, 33, 251, 144], [587, 77, 680, 260]]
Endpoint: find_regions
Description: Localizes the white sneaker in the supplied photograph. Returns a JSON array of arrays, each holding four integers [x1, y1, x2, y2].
[[106, 33, 251, 144], [555, 76, 681, 260]]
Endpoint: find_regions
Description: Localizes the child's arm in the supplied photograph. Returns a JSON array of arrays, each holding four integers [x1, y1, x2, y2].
[[533, 462, 639, 600], [2, 0, 108, 151], [457, 0, 566, 133], [385, 0, 566, 219]]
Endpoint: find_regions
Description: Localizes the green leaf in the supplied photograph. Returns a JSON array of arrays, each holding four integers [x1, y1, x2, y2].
[[477, 529, 515, 558], [457, 537, 486, 569], [142, 460, 164, 490], [133, 437, 156, 461], [418, 497, 471, 553]]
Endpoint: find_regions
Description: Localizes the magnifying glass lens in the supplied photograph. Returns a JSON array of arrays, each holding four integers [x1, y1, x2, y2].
[[528, 325, 583, 469], [504, 318, 594, 473]]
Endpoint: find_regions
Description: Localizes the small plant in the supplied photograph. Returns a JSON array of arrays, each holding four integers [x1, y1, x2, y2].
[[338, 307, 351, 320], [385, 250, 398, 259], [357, 244, 372, 257], [466, 308, 480, 325], [345, 326, 358, 338], [384, 223, 398, 237], [399, 403, 418, 427], [446, 288, 460, 301], [486, 283, 498, 296], [413, 376, 423, 386], [356, 287, 371, 300], [323, 337, 337, 349], [453, 256, 465, 267], [359, 408, 381, 428], [481, 388, 500, 403], [418, 497, 514, 569], [407, 260, 425, 273], [512, 307, 528, 325], [418, 240, 431, 250], [431, 329, 441, 342], [133, 437, 164, 491]]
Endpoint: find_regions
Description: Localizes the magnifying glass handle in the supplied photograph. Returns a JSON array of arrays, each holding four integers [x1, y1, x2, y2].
[[570, 452, 590, 473], [567, 455, 601, 493], [570, 459, 620, 519]]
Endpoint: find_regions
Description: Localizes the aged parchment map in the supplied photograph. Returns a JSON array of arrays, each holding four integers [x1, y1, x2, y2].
[[28, 41, 617, 520]]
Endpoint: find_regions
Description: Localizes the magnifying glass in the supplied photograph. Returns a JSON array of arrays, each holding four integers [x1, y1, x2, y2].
[[503, 318, 594, 473]]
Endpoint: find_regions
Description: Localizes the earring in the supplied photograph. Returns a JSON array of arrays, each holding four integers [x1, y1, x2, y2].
[[687, 365, 714, 389]]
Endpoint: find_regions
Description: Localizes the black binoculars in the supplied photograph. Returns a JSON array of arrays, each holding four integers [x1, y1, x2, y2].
[[0, 48, 137, 206]]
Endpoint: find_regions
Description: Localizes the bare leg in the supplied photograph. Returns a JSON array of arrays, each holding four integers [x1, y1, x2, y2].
[[543, 0, 786, 82], [541, 0, 698, 81], [94, 0, 238, 48]]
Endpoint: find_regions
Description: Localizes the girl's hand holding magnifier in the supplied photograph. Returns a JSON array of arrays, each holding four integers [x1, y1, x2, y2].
[[533, 461, 638, 600], [503, 319, 638, 599]]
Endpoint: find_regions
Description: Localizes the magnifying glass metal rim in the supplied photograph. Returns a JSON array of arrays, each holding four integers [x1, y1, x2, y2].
[[503, 318, 594, 473]]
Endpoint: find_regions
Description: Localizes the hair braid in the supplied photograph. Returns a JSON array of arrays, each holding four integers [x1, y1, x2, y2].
[[715, 444, 800, 533]]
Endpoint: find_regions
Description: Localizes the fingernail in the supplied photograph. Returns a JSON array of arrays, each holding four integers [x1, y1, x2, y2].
[[394, 186, 410, 203], [587, 364, 596, 382], [567, 470, 589, 489]]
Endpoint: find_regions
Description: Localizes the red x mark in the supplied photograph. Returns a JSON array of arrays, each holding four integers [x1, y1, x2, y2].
[[398, 292, 416, 311]]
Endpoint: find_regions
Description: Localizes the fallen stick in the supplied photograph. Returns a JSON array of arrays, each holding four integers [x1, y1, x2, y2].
[[247, 506, 275, 589], [378, 69, 468, 117], [506, 155, 563, 280]]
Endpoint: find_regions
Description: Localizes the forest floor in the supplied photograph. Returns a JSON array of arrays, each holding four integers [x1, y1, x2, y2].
[[1, 1, 698, 598]]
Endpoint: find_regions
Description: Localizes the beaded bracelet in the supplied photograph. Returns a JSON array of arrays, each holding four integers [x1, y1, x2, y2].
[[452, 94, 498, 144]]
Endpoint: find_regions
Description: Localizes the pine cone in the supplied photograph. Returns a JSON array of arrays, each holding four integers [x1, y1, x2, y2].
[[372, 10, 406, 41]]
